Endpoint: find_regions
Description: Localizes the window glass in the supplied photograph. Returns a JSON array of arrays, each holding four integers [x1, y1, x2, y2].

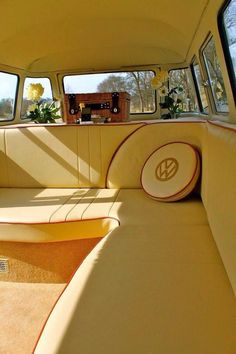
[[191, 61, 209, 113], [202, 36, 229, 113], [0, 72, 18, 121], [21, 77, 53, 118], [220, 0, 236, 100], [63, 71, 156, 114], [169, 68, 198, 112]]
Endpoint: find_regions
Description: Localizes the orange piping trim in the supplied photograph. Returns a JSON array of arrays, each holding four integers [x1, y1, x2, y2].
[[31, 237, 103, 353], [105, 123, 146, 187], [0, 216, 120, 226]]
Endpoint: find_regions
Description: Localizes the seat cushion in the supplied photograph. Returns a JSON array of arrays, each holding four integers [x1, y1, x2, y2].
[[34, 189, 236, 354], [0, 188, 119, 242], [141, 142, 200, 201]]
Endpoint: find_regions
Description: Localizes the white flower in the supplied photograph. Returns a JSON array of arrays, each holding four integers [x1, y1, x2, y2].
[[158, 85, 168, 97], [28, 103, 37, 112], [171, 93, 178, 101]]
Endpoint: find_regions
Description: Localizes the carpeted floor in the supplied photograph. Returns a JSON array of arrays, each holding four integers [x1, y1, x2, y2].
[[0, 238, 102, 283], [0, 281, 65, 354], [0, 238, 103, 353]]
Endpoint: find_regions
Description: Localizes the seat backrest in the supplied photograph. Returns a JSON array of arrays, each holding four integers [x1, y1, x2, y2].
[[107, 121, 205, 190], [0, 123, 144, 188], [203, 121, 236, 294]]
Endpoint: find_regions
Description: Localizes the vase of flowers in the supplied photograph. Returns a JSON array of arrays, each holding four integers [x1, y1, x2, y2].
[[27, 83, 61, 123], [151, 71, 184, 119]]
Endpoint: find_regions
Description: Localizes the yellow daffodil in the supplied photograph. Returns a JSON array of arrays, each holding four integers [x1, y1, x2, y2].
[[151, 70, 169, 89], [27, 83, 44, 102], [151, 76, 162, 89], [157, 70, 169, 83]]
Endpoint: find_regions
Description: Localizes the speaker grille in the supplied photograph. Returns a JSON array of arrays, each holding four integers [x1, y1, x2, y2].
[[0, 258, 9, 273]]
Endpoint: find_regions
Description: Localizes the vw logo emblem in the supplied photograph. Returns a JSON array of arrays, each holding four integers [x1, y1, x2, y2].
[[155, 158, 179, 181]]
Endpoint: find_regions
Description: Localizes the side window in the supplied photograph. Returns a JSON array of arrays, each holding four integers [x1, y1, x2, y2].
[[168, 68, 199, 112], [218, 0, 236, 102], [63, 71, 156, 114], [21, 77, 53, 118], [0, 72, 18, 121], [191, 59, 209, 113], [201, 36, 229, 113]]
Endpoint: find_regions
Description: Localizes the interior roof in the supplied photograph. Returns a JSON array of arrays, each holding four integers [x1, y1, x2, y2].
[[0, 0, 210, 73]]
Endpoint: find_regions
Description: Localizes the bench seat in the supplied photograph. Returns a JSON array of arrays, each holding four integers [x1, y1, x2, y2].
[[0, 121, 236, 354], [0, 188, 119, 242], [34, 189, 236, 354]]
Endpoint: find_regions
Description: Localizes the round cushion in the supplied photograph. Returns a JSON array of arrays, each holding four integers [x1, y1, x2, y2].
[[141, 142, 200, 202]]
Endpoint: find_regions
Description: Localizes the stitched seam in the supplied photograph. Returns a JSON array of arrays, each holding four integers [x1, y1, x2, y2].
[[49, 190, 80, 222], [81, 189, 101, 220], [65, 189, 92, 221]]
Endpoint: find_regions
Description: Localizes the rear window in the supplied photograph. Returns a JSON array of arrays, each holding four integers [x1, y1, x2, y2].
[[0, 71, 18, 121], [63, 71, 156, 114]]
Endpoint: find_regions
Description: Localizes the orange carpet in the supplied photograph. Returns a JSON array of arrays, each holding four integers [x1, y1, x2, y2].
[[0, 282, 65, 354]]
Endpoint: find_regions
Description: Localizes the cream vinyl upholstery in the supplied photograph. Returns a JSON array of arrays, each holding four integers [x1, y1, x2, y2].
[[205, 121, 236, 295], [106, 121, 205, 189], [0, 123, 143, 187], [0, 123, 142, 241], [0, 120, 236, 353], [0, 188, 119, 242], [34, 190, 236, 354]]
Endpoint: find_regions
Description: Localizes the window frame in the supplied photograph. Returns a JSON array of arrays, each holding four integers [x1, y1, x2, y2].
[[190, 57, 209, 114], [0, 70, 19, 122], [218, 0, 236, 104], [200, 34, 229, 115], [62, 70, 157, 116], [21, 76, 53, 119]]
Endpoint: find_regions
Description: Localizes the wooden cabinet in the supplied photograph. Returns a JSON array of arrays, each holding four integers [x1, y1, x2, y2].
[[64, 92, 130, 123]]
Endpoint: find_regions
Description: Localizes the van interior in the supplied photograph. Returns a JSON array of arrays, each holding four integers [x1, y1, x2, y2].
[[0, 1, 236, 353]]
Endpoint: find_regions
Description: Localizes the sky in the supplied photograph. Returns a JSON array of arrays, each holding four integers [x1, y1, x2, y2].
[[63, 73, 125, 94], [0, 75, 53, 100], [0, 72, 122, 100], [0, 72, 17, 100]]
